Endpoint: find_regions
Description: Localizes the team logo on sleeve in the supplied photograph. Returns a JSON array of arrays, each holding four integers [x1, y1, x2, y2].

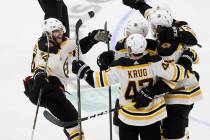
[[162, 61, 169, 70]]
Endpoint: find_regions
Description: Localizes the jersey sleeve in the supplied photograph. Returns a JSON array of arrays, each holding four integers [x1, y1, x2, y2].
[[151, 60, 186, 82], [189, 48, 199, 64], [60, 39, 76, 56], [178, 24, 198, 46], [92, 67, 119, 88]]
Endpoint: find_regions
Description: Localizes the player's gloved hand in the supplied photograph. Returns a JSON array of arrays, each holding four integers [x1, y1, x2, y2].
[[72, 60, 91, 79], [132, 87, 154, 108], [158, 26, 179, 43], [122, 0, 145, 9], [33, 69, 49, 88], [88, 29, 111, 43], [177, 49, 196, 70], [97, 50, 115, 70]]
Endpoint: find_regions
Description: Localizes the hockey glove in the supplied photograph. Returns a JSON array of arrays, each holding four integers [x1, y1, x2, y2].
[[72, 60, 91, 79], [177, 49, 196, 70], [33, 69, 49, 89], [122, 0, 145, 9], [132, 87, 154, 108], [88, 29, 111, 43], [97, 50, 115, 70], [158, 26, 179, 44]]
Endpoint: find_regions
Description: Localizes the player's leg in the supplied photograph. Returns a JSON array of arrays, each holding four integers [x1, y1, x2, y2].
[[113, 99, 120, 137], [28, 76, 81, 139], [162, 104, 193, 140], [118, 119, 139, 140], [140, 121, 161, 140]]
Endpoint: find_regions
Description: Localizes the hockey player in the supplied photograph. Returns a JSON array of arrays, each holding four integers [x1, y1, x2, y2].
[[122, 1, 202, 139], [96, 17, 157, 133], [72, 34, 194, 140], [23, 18, 110, 140], [148, 9, 202, 140]]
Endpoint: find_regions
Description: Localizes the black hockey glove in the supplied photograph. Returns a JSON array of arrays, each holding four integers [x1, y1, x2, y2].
[[122, 0, 145, 9], [158, 26, 179, 44], [177, 49, 195, 70], [88, 29, 111, 43], [33, 69, 49, 89], [132, 88, 154, 108], [97, 50, 115, 70], [72, 60, 91, 79]]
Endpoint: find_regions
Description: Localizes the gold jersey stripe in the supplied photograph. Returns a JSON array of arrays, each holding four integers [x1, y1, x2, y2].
[[95, 72, 100, 88], [102, 71, 108, 86], [119, 107, 166, 121], [191, 90, 202, 98], [178, 65, 184, 81], [172, 64, 177, 81], [165, 90, 202, 99], [116, 48, 128, 53], [175, 83, 199, 92], [69, 129, 80, 137], [122, 99, 165, 113]]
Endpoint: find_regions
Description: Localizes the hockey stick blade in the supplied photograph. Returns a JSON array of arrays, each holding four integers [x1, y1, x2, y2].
[[75, 11, 95, 29], [104, 21, 110, 51], [43, 102, 135, 128], [75, 11, 95, 46], [43, 110, 66, 127], [43, 108, 114, 127]]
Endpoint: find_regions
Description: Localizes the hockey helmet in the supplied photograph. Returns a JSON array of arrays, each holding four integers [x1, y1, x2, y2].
[[42, 18, 66, 35], [124, 17, 149, 37], [126, 34, 147, 55]]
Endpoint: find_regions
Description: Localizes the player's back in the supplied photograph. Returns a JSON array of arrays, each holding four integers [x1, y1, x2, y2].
[[109, 54, 167, 126]]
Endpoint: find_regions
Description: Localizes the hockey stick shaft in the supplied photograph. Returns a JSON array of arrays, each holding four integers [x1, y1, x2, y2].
[[30, 32, 50, 140], [104, 21, 113, 140], [75, 11, 95, 140], [30, 89, 43, 140], [43, 102, 135, 128]]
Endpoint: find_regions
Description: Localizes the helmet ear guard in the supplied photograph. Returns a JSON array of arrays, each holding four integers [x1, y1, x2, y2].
[[126, 34, 147, 55], [42, 18, 66, 35]]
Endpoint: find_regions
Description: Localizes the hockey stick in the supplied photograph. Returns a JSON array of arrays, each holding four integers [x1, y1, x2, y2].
[[104, 21, 113, 140], [75, 11, 95, 140], [30, 32, 50, 140], [43, 102, 135, 128]]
